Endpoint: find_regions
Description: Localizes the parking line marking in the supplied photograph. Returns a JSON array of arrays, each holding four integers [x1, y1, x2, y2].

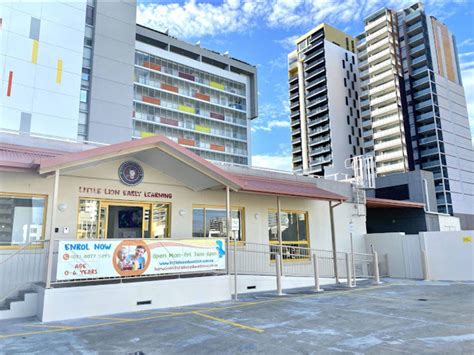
[[193, 311, 264, 333], [91, 316, 136, 322], [23, 324, 75, 330], [0, 282, 405, 340]]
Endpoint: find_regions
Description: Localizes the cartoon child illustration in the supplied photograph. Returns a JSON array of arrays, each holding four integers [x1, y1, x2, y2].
[[127, 245, 146, 270], [215, 240, 225, 258], [117, 247, 132, 271]]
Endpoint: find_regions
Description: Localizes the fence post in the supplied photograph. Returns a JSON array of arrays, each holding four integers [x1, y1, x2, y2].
[[373, 251, 382, 285], [421, 250, 430, 281], [275, 254, 283, 296], [345, 253, 354, 288], [313, 253, 323, 293]]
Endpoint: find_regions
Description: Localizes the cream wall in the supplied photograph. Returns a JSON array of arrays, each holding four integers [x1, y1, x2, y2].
[[0, 159, 367, 254]]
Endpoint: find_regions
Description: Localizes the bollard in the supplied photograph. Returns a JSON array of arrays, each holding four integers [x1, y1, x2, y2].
[[373, 251, 382, 285], [275, 254, 283, 296], [313, 253, 323, 292], [421, 250, 430, 281], [345, 252, 354, 288]]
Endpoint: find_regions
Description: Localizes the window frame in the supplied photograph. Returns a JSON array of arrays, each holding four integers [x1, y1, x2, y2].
[[0, 192, 48, 249], [192, 204, 245, 241]]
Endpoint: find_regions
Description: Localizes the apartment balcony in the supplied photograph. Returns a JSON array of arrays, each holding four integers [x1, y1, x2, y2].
[[306, 87, 327, 100], [360, 98, 370, 108], [357, 37, 367, 48], [310, 144, 331, 156], [419, 134, 438, 145], [405, 10, 421, 25], [359, 68, 369, 79], [289, 82, 299, 92], [361, 108, 371, 118], [362, 119, 372, 128], [372, 114, 400, 128], [363, 129, 373, 138], [422, 159, 441, 169], [408, 32, 425, 46], [360, 78, 370, 88], [311, 155, 332, 166], [406, 21, 423, 35], [413, 87, 431, 100], [290, 110, 300, 118], [305, 53, 325, 67], [292, 127, 301, 135], [292, 145, 302, 153], [306, 96, 328, 110], [289, 92, 299, 101], [290, 101, 300, 109], [420, 147, 439, 158], [293, 155, 303, 163], [310, 31, 324, 43], [376, 162, 406, 174], [292, 137, 301, 144], [309, 123, 330, 135], [416, 111, 434, 123], [364, 139, 374, 148], [366, 15, 389, 32], [291, 119, 300, 127], [368, 47, 393, 65], [369, 81, 395, 96], [289, 75, 298, 84], [412, 75, 430, 89], [371, 103, 398, 118], [368, 37, 391, 54], [308, 114, 330, 127], [412, 54, 427, 68], [370, 69, 393, 86], [374, 137, 403, 150], [359, 59, 369, 69], [307, 105, 329, 118], [369, 60, 393, 76], [409, 43, 426, 57], [373, 126, 400, 139], [370, 91, 397, 107], [376, 150, 404, 163], [361, 89, 369, 98], [412, 65, 429, 78], [309, 135, 331, 146], [305, 67, 326, 82], [367, 27, 391, 45], [359, 49, 368, 59], [414, 99, 433, 112], [306, 77, 326, 91]]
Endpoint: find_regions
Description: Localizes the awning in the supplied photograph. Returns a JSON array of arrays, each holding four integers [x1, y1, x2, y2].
[[366, 197, 424, 209], [233, 174, 346, 201]]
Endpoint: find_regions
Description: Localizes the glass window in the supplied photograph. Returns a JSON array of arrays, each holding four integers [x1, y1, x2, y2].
[[80, 89, 88, 103], [77, 199, 99, 239], [192, 206, 244, 241], [151, 203, 170, 238], [0, 195, 46, 246], [268, 210, 309, 259]]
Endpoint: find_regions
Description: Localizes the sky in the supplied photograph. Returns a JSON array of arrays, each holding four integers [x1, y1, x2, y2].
[[136, 0, 474, 171]]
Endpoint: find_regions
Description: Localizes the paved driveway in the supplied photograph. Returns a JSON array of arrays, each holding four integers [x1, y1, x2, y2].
[[0, 279, 473, 354]]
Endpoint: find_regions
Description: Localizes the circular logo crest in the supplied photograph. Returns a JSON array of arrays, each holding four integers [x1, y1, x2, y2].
[[118, 161, 144, 186]]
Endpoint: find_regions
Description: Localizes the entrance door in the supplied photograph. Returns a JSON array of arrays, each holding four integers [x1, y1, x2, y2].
[[106, 204, 149, 239]]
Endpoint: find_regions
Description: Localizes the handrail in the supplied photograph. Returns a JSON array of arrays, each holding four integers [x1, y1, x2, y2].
[[0, 240, 47, 265]]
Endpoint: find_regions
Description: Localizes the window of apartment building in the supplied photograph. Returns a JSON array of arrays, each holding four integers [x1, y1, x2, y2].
[[348, 135, 352, 144], [357, 109, 360, 118], [347, 71, 350, 79], [351, 41, 355, 52], [0, 194, 47, 246], [345, 38, 349, 50], [357, 137, 360, 146], [353, 146, 356, 155], [351, 81, 355, 90], [353, 73, 357, 81], [351, 127, 355, 135], [347, 115, 350, 125], [80, 89, 88, 103], [86, 5, 95, 26], [268, 210, 309, 257], [352, 55, 355, 64], [348, 89, 352, 98], [345, 97, 349, 106], [355, 119, 358, 128], [342, 60, 345, 69], [360, 148, 363, 155], [355, 91, 359, 100], [353, 99, 357, 108], [350, 107, 353, 116], [193, 206, 244, 241], [359, 128, 362, 136], [344, 78, 347, 87], [350, 63, 353, 72]]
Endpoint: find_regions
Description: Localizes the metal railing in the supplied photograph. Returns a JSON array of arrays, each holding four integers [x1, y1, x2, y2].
[[0, 241, 49, 304]]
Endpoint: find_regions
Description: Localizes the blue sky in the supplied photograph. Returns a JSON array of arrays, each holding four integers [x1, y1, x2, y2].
[[137, 0, 474, 170]]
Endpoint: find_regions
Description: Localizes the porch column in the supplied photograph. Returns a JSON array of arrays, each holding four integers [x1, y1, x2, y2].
[[330, 201, 342, 283], [226, 186, 237, 299], [276, 196, 283, 275], [45, 169, 59, 289]]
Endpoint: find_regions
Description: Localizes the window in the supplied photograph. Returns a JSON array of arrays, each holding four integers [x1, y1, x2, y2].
[[353, 146, 356, 155], [345, 97, 348, 106], [268, 210, 309, 259], [342, 60, 345, 69], [351, 126, 355, 135], [0, 194, 46, 246], [344, 78, 347, 87], [350, 63, 353, 72], [86, 5, 95, 26], [80, 89, 88, 103], [81, 68, 90, 82], [347, 115, 350, 125], [192, 206, 244, 241], [348, 135, 352, 144], [348, 89, 352, 98]]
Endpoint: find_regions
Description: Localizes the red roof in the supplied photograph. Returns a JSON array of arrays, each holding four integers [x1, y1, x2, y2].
[[234, 174, 346, 201], [366, 197, 424, 209], [1, 135, 346, 201]]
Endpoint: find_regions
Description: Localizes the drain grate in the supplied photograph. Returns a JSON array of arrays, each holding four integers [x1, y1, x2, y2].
[[417, 298, 428, 301]]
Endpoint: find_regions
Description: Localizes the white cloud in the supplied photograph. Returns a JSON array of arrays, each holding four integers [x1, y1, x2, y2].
[[275, 35, 300, 50], [458, 38, 474, 48], [252, 154, 292, 171], [252, 119, 290, 132], [137, 0, 465, 39]]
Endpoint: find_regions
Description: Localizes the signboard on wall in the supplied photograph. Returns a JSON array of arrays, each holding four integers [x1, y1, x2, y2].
[[56, 239, 226, 281]]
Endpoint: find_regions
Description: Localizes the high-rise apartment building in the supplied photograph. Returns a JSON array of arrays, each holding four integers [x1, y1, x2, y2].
[[0, 0, 258, 166], [356, 2, 473, 226], [289, 24, 362, 176]]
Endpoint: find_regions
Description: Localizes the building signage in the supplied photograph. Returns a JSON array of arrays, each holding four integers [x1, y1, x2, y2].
[[56, 239, 226, 281], [78, 186, 172, 199], [118, 161, 144, 186]]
